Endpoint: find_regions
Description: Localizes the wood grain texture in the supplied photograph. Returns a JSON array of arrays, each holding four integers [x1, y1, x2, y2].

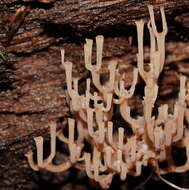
[[0, 0, 189, 189]]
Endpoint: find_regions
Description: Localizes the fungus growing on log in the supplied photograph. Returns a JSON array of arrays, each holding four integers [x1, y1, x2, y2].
[[25, 5, 189, 189]]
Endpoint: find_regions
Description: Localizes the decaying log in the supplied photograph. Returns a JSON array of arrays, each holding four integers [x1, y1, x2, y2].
[[0, 0, 189, 53], [0, 0, 189, 189]]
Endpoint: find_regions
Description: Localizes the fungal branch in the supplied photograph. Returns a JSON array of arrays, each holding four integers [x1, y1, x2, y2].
[[25, 5, 189, 190], [135, 5, 168, 143], [25, 122, 72, 172]]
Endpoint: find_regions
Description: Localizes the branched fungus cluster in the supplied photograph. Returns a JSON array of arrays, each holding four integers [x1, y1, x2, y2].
[[25, 5, 189, 189]]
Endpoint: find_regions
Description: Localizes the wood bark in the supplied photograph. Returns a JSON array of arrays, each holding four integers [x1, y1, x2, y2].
[[0, 0, 189, 189]]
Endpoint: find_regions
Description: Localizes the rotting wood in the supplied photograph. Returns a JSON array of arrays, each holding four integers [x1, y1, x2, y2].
[[0, 0, 189, 189]]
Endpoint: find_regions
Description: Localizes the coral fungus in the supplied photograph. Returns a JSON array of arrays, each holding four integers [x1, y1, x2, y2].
[[25, 5, 189, 189]]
